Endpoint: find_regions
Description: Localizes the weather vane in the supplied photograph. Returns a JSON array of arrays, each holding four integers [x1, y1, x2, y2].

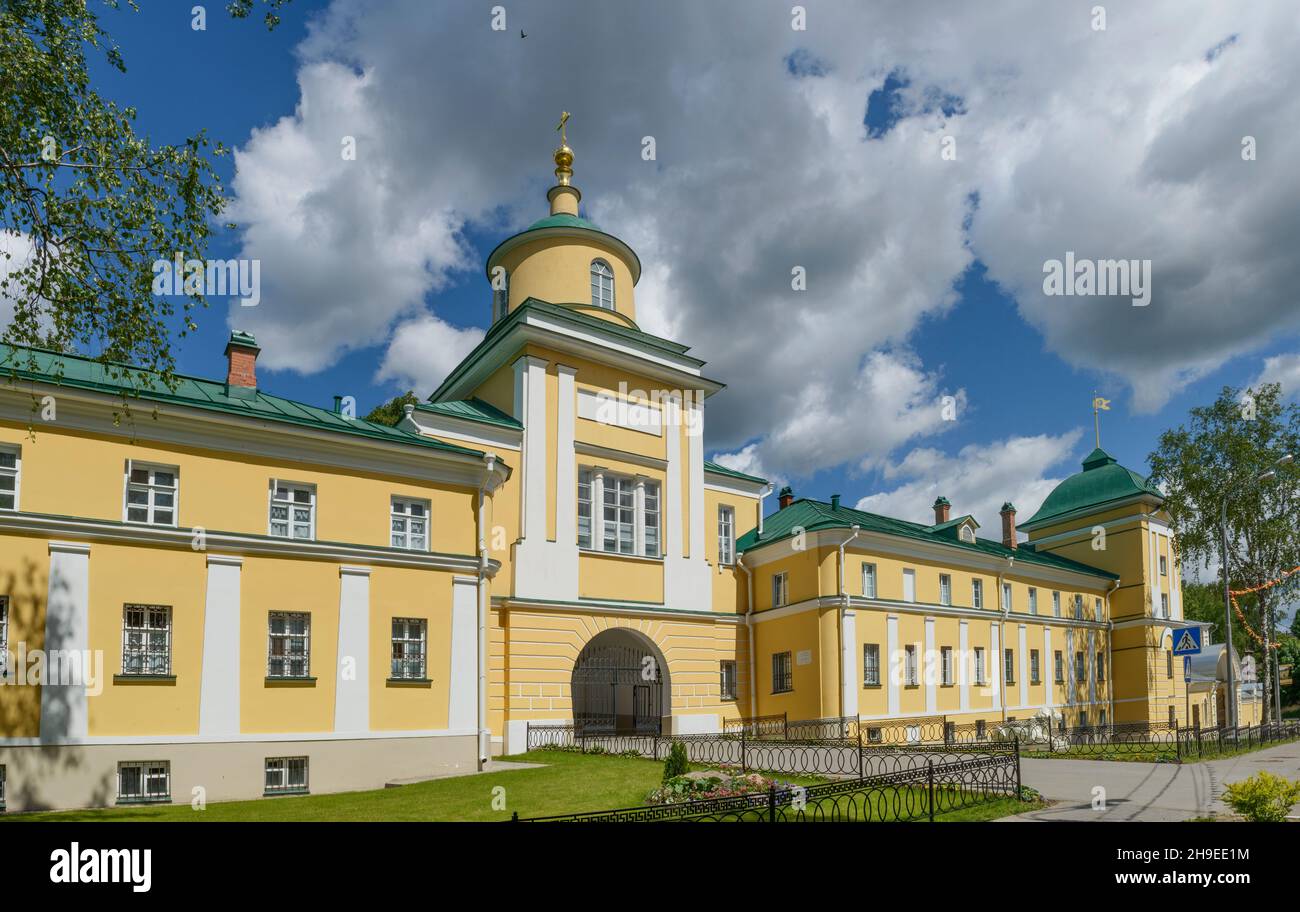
[[1092, 391, 1111, 448]]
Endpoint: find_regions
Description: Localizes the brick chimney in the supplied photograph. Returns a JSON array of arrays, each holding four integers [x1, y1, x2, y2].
[[933, 496, 951, 525], [1000, 502, 1017, 549], [224, 330, 260, 392], [778, 486, 794, 510]]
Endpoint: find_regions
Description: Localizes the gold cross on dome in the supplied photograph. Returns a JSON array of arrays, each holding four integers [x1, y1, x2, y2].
[[556, 111, 570, 145]]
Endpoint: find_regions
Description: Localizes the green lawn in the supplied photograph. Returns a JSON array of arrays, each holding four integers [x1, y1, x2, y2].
[[2, 749, 1033, 822]]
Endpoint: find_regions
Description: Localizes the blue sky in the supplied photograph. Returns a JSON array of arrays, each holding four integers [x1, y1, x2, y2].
[[80, 2, 1300, 556]]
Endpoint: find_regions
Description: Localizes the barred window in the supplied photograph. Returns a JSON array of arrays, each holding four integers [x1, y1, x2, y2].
[[941, 646, 953, 685], [117, 761, 170, 803], [772, 651, 793, 694], [268, 612, 310, 678], [974, 647, 986, 685], [1079, 710, 1088, 728], [863, 643, 880, 686], [390, 497, 429, 551], [1054, 650, 1064, 683], [717, 505, 735, 566], [1075, 651, 1086, 682], [720, 660, 737, 701], [643, 481, 660, 558], [1097, 650, 1106, 682], [0, 445, 19, 510], [391, 618, 427, 680], [904, 644, 918, 685], [265, 756, 309, 795], [270, 481, 315, 539], [1004, 647, 1015, 684], [125, 462, 177, 526], [1030, 649, 1041, 684], [939, 573, 951, 606], [577, 469, 593, 548], [590, 259, 615, 310], [1166, 649, 1174, 679], [976, 719, 987, 740], [862, 563, 876, 598], [122, 605, 171, 676]]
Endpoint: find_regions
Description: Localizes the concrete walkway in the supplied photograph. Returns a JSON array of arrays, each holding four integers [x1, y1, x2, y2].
[[1003, 741, 1300, 821]]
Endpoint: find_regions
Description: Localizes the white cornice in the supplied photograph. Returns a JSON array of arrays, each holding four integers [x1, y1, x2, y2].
[[575, 440, 667, 471], [493, 596, 741, 624], [703, 473, 766, 498], [751, 594, 1110, 629], [401, 412, 522, 452], [1, 511, 498, 576]]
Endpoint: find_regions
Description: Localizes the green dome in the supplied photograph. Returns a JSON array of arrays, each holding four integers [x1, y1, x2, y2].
[[1021, 447, 1163, 529], [524, 212, 602, 232]]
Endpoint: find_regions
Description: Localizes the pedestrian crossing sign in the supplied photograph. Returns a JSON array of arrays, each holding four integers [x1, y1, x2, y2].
[[1172, 627, 1202, 656]]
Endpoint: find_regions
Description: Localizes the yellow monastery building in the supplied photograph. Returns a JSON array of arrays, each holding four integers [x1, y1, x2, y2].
[[0, 137, 1212, 811]]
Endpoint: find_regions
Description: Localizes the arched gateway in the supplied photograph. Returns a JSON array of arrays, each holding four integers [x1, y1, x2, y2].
[[571, 628, 670, 735]]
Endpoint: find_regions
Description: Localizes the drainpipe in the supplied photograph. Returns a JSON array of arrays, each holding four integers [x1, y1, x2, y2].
[[738, 553, 758, 720], [1106, 578, 1120, 728], [476, 453, 498, 769], [996, 557, 1014, 724], [757, 483, 774, 538], [836, 525, 861, 720]]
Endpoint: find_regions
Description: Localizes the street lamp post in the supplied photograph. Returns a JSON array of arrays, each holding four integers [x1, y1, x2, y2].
[[1219, 453, 1293, 729]]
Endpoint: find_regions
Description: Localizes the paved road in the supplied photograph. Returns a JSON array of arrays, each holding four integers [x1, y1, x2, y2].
[[1005, 741, 1300, 821]]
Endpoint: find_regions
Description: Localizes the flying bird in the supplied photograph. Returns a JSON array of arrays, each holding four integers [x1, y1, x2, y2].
[[520, 29, 527, 38]]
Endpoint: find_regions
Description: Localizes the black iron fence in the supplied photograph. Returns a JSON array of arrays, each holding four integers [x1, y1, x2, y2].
[[722, 712, 788, 739], [511, 748, 1020, 822]]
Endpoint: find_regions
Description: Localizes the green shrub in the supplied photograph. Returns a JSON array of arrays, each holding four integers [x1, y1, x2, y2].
[[1222, 771, 1300, 822], [662, 742, 689, 783]]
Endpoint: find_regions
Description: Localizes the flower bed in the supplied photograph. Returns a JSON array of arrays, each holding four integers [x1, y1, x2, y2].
[[646, 771, 796, 806]]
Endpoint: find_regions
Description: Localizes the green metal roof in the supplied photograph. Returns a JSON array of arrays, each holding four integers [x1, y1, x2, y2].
[[431, 297, 711, 402], [0, 344, 487, 460], [415, 397, 521, 430], [703, 460, 767, 486], [736, 497, 1117, 580], [525, 213, 603, 232], [1020, 447, 1163, 529]]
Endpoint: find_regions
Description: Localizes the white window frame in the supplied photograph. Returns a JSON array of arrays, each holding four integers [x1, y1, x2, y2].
[[1073, 594, 1084, 619], [1028, 587, 1038, 615], [1097, 650, 1106, 682], [265, 756, 309, 795], [590, 258, 615, 310], [390, 496, 430, 551], [863, 643, 880, 686], [971, 579, 983, 609], [1094, 597, 1103, 621], [772, 651, 793, 693], [269, 480, 316, 540], [1159, 554, 1168, 576], [1004, 647, 1015, 684], [1054, 650, 1064, 683], [862, 563, 877, 598], [390, 617, 428, 680], [941, 646, 953, 685], [717, 505, 735, 566], [267, 611, 311, 679], [973, 647, 986, 685], [1160, 592, 1170, 619], [0, 596, 7, 679], [720, 660, 738, 701], [772, 572, 788, 608], [1052, 591, 1061, 617], [1030, 649, 1041, 684], [1001, 582, 1012, 612], [600, 472, 636, 555], [123, 460, 179, 527], [642, 480, 660, 558], [0, 444, 19, 511], [117, 761, 170, 803], [904, 644, 918, 686], [578, 468, 593, 549], [939, 573, 951, 606], [1075, 651, 1086, 682], [121, 604, 172, 676]]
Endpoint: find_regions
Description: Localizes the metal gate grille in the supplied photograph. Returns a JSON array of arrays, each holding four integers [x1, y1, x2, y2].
[[572, 642, 663, 735]]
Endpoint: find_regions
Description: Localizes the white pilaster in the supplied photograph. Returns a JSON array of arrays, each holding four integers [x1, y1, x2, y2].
[[199, 555, 242, 736], [448, 576, 478, 732], [554, 365, 578, 547], [664, 394, 683, 560], [840, 609, 858, 717], [958, 620, 970, 712], [686, 398, 705, 558], [40, 542, 90, 743], [1088, 628, 1097, 706], [886, 614, 900, 715], [334, 566, 370, 733], [1018, 624, 1028, 710], [924, 616, 937, 714], [1043, 627, 1055, 708], [633, 475, 647, 556], [1066, 628, 1076, 706], [591, 467, 606, 549], [990, 623, 1002, 711], [513, 355, 548, 543], [663, 394, 711, 612]]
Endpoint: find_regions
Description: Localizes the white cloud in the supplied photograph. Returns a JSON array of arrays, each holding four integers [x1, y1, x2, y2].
[[854, 429, 1085, 534], [1255, 354, 1300, 398], [375, 312, 484, 397], [224, 0, 1300, 480]]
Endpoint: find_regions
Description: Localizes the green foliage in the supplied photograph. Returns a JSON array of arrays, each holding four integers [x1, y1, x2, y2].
[[364, 391, 420, 427], [1221, 770, 1300, 822], [1182, 580, 1253, 649], [1148, 383, 1300, 720], [225, 0, 294, 30], [662, 742, 689, 783]]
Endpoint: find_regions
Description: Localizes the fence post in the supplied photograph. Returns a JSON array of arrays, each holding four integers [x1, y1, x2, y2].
[[1046, 719, 1053, 753], [1013, 737, 1022, 799], [927, 759, 935, 823], [741, 726, 747, 773], [525, 722, 530, 753], [511, 811, 518, 822], [1175, 727, 1181, 762], [858, 731, 864, 780], [768, 784, 777, 824], [783, 711, 789, 740], [1196, 724, 1202, 759]]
